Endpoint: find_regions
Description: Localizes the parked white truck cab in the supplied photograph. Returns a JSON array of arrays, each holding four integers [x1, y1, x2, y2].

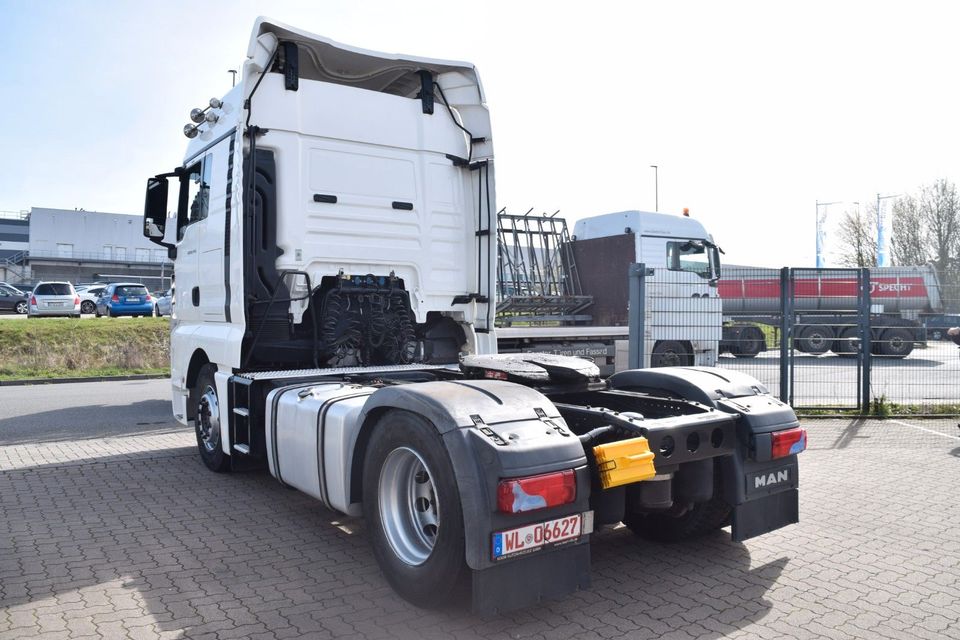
[[572, 210, 723, 368], [143, 18, 804, 614]]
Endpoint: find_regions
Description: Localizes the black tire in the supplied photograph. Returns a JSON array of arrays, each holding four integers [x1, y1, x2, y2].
[[15, 301, 27, 315], [191, 363, 230, 472], [624, 497, 732, 543], [878, 328, 913, 358], [651, 340, 692, 367], [733, 328, 764, 358], [362, 410, 466, 609], [72, 314, 81, 319], [95, 308, 102, 318], [80, 301, 95, 314], [797, 325, 834, 355], [834, 327, 858, 358], [154, 304, 160, 317]]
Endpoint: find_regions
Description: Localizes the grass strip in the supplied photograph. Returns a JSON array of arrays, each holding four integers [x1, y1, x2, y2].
[[0, 317, 170, 381]]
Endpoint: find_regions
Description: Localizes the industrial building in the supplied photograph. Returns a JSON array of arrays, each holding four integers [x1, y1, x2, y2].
[[0, 207, 171, 289]]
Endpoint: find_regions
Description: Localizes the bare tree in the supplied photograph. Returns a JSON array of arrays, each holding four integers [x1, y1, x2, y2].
[[889, 179, 960, 311], [891, 195, 925, 266], [836, 205, 877, 267]]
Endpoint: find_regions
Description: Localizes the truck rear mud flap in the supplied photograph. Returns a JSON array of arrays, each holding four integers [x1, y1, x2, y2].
[[726, 456, 800, 542], [472, 542, 591, 615]]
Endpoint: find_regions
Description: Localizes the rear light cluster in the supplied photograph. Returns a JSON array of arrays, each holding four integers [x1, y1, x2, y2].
[[74, 296, 80, 305], [111, 294, 119, 302], [146, 295, 153, 302], [497, 470, 576, 513], [30, 296, 36, 305], [771, 427, 807, 459]]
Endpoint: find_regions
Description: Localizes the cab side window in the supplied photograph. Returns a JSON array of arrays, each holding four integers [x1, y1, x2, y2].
[[188, 156, 212, 224]]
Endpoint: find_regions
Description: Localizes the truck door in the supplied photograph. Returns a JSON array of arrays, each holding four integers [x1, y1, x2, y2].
[[174, 158, 207, 324], [197, 141, 230, 321]]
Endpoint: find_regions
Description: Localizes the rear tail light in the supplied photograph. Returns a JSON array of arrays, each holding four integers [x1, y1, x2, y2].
[[30, 296, 36, 305], [74, 296, 80, 305], [111, 294, 119, 302], [771, 427, 807, 459], [146, 294, 153, 302], [497, 470, 576, 513]]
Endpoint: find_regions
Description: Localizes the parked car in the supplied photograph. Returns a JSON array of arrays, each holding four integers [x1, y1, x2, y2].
[[923, 314, 960, 341], [29, 282, 81, 318], [77, 285, 108, 315], [95, 283, 154, 318], [0, 287, 28, 314], [154, 289, 173, 317], [0, 282, 27, 297]]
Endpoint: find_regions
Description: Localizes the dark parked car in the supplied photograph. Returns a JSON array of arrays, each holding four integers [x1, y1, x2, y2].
[[923, 314, 960, 341], [0, 287, 28, 314], [95, 283, 155, 318]]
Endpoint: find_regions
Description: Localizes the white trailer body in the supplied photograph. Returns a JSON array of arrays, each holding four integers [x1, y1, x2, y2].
[[143, 18, 805, 614]]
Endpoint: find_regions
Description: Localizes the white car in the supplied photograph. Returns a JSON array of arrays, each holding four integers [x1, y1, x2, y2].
[[77, 285, 108, 315], [29, 281, 81, 318], [154, 289, 174, 317]]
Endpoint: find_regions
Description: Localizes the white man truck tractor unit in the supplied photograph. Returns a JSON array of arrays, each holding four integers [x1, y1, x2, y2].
[[143, 19, 805, 614]]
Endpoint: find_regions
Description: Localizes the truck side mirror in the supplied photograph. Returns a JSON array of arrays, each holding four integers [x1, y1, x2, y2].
[[144, 177, 169, 240]]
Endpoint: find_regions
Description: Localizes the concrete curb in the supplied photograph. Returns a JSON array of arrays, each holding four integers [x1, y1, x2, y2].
[[0, 373, 168, 387]]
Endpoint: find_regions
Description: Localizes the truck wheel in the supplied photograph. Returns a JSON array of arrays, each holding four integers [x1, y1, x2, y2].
[[651, 341, 691, 367], [191, 363, 230, 472], [834, 327, 858, 358], [878, 328, 913, 358], [624, 497, 731, 543], [733, 328, 763, 358], [363, 410, 466, 609], [797, 325, 834, 355]]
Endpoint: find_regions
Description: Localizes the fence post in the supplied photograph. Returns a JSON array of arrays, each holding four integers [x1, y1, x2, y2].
[[859, 268, 872, 414], [779, 267, 792, 403], [628, 263, 648, 370]]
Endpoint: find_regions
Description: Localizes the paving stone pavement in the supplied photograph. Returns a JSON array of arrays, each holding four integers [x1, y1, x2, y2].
[[1, 418, 959, 639]]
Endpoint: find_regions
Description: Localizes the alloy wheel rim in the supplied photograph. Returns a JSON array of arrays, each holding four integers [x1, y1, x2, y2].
[[378, 447, 440, 566]]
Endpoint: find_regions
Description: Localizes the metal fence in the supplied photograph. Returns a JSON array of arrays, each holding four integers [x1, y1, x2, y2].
[[629, 264, 960, 414]]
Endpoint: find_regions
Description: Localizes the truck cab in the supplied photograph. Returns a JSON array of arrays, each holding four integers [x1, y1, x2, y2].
[[572, 210, 723, 367]]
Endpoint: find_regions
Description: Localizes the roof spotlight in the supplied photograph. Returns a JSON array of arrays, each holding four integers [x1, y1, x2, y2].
[[190, 108, 205, 123], [205, 111, 219, 123], [209, 97, 223, 109], [183, 123, 199, 139]]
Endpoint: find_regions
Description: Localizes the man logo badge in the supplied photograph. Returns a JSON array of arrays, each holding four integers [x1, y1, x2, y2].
[[755, 469, 789, 489]]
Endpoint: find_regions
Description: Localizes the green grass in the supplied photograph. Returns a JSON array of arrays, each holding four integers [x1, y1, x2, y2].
[[0, 317, 170, 381]]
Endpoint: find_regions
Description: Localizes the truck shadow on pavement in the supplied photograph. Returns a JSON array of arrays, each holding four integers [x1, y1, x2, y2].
[[0, 400, 179, 446], [0, 451, 785, 639]]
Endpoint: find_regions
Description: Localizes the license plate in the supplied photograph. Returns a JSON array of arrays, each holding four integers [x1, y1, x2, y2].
[[126, 297, 140, 303], [492, 513, 584, 561], [49, 301, 64, 307]]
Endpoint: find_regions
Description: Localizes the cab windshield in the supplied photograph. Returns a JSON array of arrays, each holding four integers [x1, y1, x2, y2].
[[666, 240, 721, 281]]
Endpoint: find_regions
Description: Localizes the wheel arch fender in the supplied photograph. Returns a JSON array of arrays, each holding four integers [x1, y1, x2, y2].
[[609, 366, 768, 407], [351, 379, 588, 571]]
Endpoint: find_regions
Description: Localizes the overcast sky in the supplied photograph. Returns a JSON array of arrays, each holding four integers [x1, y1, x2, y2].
[[2, 1, 959, 267]]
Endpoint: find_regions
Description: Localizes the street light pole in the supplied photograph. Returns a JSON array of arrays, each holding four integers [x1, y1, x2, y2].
[[650, 165, 658, 212]]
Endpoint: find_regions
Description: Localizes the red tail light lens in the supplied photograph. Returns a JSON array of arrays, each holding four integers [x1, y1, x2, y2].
[[74, 296, 80, 305], [146, 294, 153, 302], [497, 470, 576, 513], [30, 296, 36, 305], [771, 427, 807, 459], [111, 294, 119, 302]]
